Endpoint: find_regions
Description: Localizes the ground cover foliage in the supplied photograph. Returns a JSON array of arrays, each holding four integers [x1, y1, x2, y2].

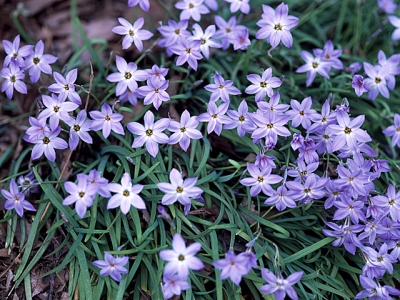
[[1, 0, 400, 299]]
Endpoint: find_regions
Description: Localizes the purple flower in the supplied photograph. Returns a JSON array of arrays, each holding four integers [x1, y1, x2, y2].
[[249, 110, 291, 144], [323, 222, 364, 255], [313, 40, 343, 71], [264, 185, 297, 211], [89, 103, 125, 139], [204, 73, 241, 102], [175, 0, 210, 22], [389, 15, 400, 41], [157, 168, 203, 206], [296, 50, 330, 87], [189, 24, 221, 59], [127, 0, 150, 11], [364, 243, 396, 275], [228, 28, 251, 51], [212, 251, 248, 285], [168, 110, 202, 151], [224, 99, 256, 137], [92, 252, 128, 282], [106, 55, 148, 96], [137, 78, 170, 110], [127, 111, 170, 157], [214, 16, 246, 50], [196, 102, 231, 136], [204, 0, 218, 10], [30, 126, 68, 162], [119, 88, 139, 106], [169, 38, 202, 71], [64, 109, 93, 151], [287, 161, 318, 181], [84, 169, 111, 198], [260, 269, 303, 300], [162, 272, 191, 299], [63, 174, 98, 218], [286, 96, 317, 130], [286, 174, 327, 202], [383, 113, 400, 147], [307, 99, 336, 133], [159, 233, 204, 280], [225, 0, 250, 14], [38, 94, 78, 130], [352, 75, 370, 97], [23, 40, 58, 83], [48, 69, 81, 105], [378, 0, 397, 14], [348, 62, 362, 74], [333, 194, 366, 224], [107, 172, 145, 214], [245, 68, 282, 102], [373, 185, 400, 222], [255, 153, 276, 169], [327, 110, 372, 152], [25, 116, 50, 141], [363, 62, 389, 100], [1, 179, 36, 217], [1, 59, 27, 99], [145, 64, 168, 82], [355, 275, 400, 299], [17, 171, 39, 196], [157, 20, 191, 49], [255, 3, 299, 48], [335, 165, 369, 198], [112, 17, 153, 51], [240, 164, 282, 196], [2, 35, 33, 67], [257, 91, 290, 114]]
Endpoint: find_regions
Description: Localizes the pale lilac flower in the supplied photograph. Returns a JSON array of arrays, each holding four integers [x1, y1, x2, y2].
[[348, 62, 362, 74], [363, 62, 389, 100], [264, 185, 297, 211], [240, 164, 282, 196], [92, 252, 129, 282], [255, 153, 276, 169], [112, 17, 153, 51], [389, 15, 400, 41], [38, 94, 78, 130], [377, 50, 400, 79], [352, 75, 370, 97], [249, 110, 291, 144], [383, 113, 400, 147], [313, 40, 343, 71], [333, 195, 366, 224], [204, 0, 218, 10], [224, 99, 256, 137], [64, 109, 93, 151], [159, 233, 204, 280], [175, 0, 210, 22], [260, 269, 303, 300], [214, 16, 246, 50], [30, 127, 68, 162], [145, 65, 168, 81], [204, 73, 241, 102], [63, 174, 98, 218], [23, 40, 58, 83], [237, 251, 258, 273], [286, 97, 317, 130], [287, 161, 318, 181], [138, 79, 169, 110], [225, 0, 250, 14], [107, 172, 145, 214], [24, 117, 51, 143], [169, 38, 202, 71], [335, 165, 369, 198], [323, 222, 364, 255], [307, 100, 336, 133], [157, 168, 203, 205], [378, 0, 397, 14], [48, 69, 81, 104], [327, 110, 372, 151], [1, 179, 36, 217], [84, 169, 111, 198], [162, 272, 191, 299], [1, 59, 27, 99], [168, 110, 202, 151], [296, 51, 330, 87], [365, 243, 396, 275], [106, 56, 148, 96], [355, 275, 400, 299], [89, 103, 125, 139], [2, 35, 33, 67], [255, 3, 299, 48], [245, 68, 282, 102], [17, 171, 39, 196], [212, 251, 248, 285], [127, 110, 170, 157], [373, 184, 400, 222], [196, 102, 231, 135], [257, 92, 290, 114], [290, 133, 304, 150], [127, 0, 150, 11], [189, 24, 221, 59], [119, 88, 139, 106], [286, 174, 327, 202], [157, 20, 192, 48], [229, 28, 251, 50]]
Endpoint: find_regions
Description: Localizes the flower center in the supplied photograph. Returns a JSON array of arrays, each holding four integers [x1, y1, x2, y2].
[[325, 54, 330, 59], [257, 176, 263, 182], [226, 28, 231, 33], [357, 80, 363, 86], [176, 186, 183, 193], [123, 190, 130, 196], [105, 116, 111, 121], [64, 84, 70, 91], [189, 3, 194, 8], [260, 81, 267, 88], [299, 111, 305, 115], [178, 254, 185, 261], [23, 180, 30, 185], [201, 39, 206, 45], [397, 127, 400, 132], [146, 129, 153, 136], [375, 77, 381, 84], [212, 114, 218, 119], [175, 29, 180, 35], [43, 137, 50, 144], [13, 53, 18, 59], [129, 30, 134, 36], [267, 123, 274, 129], [219, 84, 224, 89], [389, 199, 395, 205], [239, 116, 245, 122], [312, 62, 318, 68], [79, 192, 85, 197], [230, 261, 235, 265], [301, 170, 307, 175], [377, 256, 383, 262], [14, 196, 19, 201], [110, 263, 115, 267], [186, 48, 191, 53], [74, 125, 81, 132], [349, 177, 354, 181], [274, 24, 282, 30], [33, 57, 40, 65], [304, 188, 311, 193], [344, 127, 352, 134], [10, 75, 16, 83], [125, 72, 132, 79], [240, 38, 245, 43], [155, 88, 159, 93], [323, 134, 329, 139], [180, 127, 186, 132], [321, 117, 327, 123], [54, 106, 60, 113]]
